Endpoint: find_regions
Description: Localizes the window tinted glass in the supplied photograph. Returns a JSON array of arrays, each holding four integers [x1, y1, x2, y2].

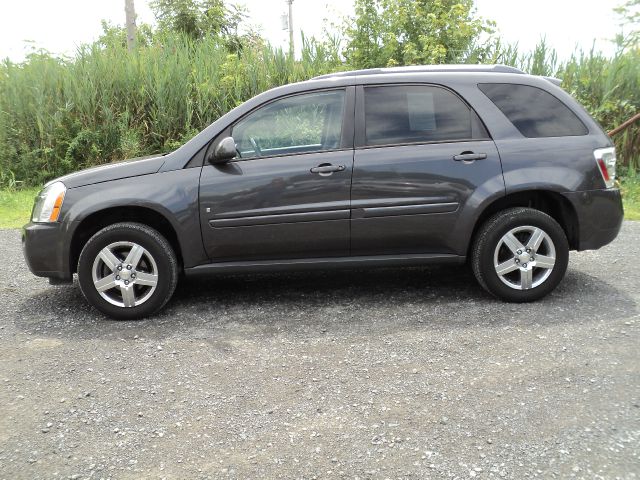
[[232, 90, 345, 158], [478, 83, 588, 138], [364, 85, 478, 146]]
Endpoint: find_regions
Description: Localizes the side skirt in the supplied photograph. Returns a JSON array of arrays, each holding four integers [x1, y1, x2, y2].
[[184, 253, 465, 276]]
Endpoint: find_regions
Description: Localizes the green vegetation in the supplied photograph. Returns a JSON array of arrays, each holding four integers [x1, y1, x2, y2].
[[0, 0, 638, 191], [343, 0, 495, 68], [615, 0, 640, 47], [0, 34, 342, 187], [620, 173, 640, 220], [0, 188, 38, 229], [150, 0, 250, 44], [559, 47, 640, 171]]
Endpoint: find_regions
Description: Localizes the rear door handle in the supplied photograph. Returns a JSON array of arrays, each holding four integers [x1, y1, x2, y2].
[[310, 164, 345, 174], [453, 152, 487, 161]]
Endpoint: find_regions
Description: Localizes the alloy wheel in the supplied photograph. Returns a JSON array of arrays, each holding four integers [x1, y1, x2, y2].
[[493, 226, 556, 290], [91, 241, 159, 308]]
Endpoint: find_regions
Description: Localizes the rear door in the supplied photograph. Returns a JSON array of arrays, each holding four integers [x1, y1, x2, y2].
[[351, 84, 502, 256], [199, 87, 355, 261]]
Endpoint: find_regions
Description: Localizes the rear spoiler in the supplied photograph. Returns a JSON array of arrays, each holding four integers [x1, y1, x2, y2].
[[543, 76, 562, 86]]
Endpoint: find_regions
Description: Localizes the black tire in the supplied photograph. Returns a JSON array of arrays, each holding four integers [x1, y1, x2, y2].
[[77, 222, 178, 320], [471, 207, 569, 302]]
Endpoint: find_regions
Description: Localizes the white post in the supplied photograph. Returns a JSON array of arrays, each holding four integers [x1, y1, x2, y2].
[[287, 0, 294, 58], [125, 0, 137, 52]]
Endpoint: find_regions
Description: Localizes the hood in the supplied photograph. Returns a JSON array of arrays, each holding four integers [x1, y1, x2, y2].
[[53, 155, 167, 189]]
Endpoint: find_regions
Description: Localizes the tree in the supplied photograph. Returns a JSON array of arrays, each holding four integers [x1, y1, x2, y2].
[[342, 0, 495, 68], [150, 0, 246, 41], [615, 0, 640, 46]]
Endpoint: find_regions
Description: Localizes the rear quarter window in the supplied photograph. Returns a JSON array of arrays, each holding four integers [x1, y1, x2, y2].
[[478, 83, 588, 138]]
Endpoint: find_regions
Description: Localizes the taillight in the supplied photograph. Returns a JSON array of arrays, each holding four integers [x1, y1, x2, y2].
[[593, 147, 616, 188]]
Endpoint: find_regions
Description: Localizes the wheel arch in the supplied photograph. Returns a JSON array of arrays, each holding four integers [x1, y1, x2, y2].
[[69, 206, 184, 274], [468, 189, 580, 256]]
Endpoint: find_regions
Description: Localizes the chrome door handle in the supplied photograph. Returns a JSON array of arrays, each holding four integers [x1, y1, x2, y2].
[[453, 152, 487, 161], [310, 164, 345, 174]]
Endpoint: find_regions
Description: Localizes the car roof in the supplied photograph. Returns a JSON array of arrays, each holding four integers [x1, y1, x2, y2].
[[312, 64, 525, 80]]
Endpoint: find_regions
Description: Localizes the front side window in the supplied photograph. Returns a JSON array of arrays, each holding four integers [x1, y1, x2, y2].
[[232, 89, 345, 159], [478, 83, 588, 138], [364, 85, 484, 146]]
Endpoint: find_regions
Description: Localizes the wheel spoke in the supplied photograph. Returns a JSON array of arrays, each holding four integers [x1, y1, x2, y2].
[[99, 247, 120, 271], [135, 272, 158, 287], [94, 275, 117, 292], [535, 254, 556, 269], [125, 244, 145, 269], [527, 228, 545, 251], [520, 268, 533, 289], [495, 259, 519, 276], [502, 232, 525, 255], [120, 285, 136, 308]]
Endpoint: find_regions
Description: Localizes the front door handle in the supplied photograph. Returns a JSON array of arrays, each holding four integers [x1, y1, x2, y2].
[[453, 152, 487, 162], [310, 164, 345, 175]]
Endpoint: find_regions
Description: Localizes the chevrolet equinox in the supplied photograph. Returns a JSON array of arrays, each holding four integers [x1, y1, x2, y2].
[[22, 65, 623, 319]]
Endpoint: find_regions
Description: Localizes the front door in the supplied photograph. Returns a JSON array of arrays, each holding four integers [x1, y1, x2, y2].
[[351, 84, 503, 256], [200, 88, 354, 262]]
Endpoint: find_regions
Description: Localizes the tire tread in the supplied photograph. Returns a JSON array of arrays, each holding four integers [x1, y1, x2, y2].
[[77, 222, 178, 319], [471, 207, 569, 302]]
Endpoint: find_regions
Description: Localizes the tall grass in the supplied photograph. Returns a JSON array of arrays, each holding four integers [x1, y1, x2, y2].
[[0, 34, 342, 186], [0, 31, 638, 187], [560, 47, 640, 171]]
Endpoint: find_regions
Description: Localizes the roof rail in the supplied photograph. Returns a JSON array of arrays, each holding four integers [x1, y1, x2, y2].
[[312, 64, 525, 80]]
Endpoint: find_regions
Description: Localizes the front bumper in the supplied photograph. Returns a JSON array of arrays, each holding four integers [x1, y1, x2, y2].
[[563, 188, 624, 251], [22, 222, 73, 282]]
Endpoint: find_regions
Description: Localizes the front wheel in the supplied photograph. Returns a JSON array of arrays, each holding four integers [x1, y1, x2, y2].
[[77, 222, 178, 319], [471, 207, 569, 302]]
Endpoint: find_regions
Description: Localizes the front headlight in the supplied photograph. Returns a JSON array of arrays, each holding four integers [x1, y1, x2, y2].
[[32, 181, 67, 223]]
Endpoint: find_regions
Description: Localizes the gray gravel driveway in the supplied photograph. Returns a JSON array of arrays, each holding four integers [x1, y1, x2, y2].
[[1, 223, 639, 479]]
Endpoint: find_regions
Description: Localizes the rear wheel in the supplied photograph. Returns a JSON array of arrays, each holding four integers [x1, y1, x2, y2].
[[471, 207, 569, 302], [78, 222, 178, 319]]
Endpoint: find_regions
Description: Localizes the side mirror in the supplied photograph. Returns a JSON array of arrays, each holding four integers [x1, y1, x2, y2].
[[209, 136, 237, 164]]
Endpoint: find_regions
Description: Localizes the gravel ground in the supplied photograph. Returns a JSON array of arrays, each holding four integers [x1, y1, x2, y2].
[[0, 223, 639, 480]]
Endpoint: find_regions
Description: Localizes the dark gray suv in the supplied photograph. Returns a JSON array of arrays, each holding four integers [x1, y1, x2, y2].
[[22, 65, 623, 319]]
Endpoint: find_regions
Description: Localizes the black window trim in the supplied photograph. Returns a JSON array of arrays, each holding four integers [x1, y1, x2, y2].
[[184, 142, 208, 168], [354, 82, 492, 150], [477, 82, 589, 138]]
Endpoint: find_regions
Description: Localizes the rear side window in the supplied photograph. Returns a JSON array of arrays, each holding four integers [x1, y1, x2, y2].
[[363, 85, 488, 146], [478, 83, 588, 138]]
